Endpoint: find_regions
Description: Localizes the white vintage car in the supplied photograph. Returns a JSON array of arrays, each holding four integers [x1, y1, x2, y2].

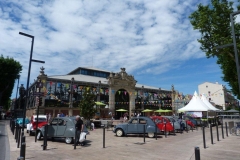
[[26, 115, 48, 136]]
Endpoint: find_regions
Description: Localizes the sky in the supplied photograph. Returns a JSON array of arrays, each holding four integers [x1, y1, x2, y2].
[[0, 0, 237, 98]]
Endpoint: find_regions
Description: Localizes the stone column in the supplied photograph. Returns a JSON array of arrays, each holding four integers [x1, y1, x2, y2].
[[109, 87, 115, 112], [129, 90, 136, 117]]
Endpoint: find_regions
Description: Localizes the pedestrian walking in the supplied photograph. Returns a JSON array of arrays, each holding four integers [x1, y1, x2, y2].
[[74, 115, 84, 146]]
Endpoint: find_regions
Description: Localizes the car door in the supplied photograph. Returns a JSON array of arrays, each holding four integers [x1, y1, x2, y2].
[[48, 118, 58, 137], [56, 118, 67, 136], [137, 118, 147, 133], [127, 118, 138, 133]]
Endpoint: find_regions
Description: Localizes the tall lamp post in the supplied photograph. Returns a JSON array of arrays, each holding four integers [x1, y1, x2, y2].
[[230, 11, 240, 94], [215, 11, 240, 113], [19, 32, 45, 134]]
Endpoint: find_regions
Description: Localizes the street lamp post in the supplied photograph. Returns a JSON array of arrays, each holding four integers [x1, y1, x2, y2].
[[230, 11, 240, 94], [19, 32, 45, 134]]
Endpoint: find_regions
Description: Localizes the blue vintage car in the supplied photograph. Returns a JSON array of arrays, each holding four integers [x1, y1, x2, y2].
[[113, 116, 160, 138], [37, 117, 89, 144], [16, 118, 30, 128]]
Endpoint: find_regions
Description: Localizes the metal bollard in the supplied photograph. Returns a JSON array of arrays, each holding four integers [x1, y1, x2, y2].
[[74, 127, 77, 150], [180, 122, 183, 134], [225, 122, 228, 137], [210, 124, 213, 145], [202, 126, 206, 149], [221, 119, 224, 139], [173, 122, 176, 136], [195, 147, 200, 160], [186, 121, 188, 133], [155, 124, 157, 140], [15, 124, 19, 142], [143, 124, 146, 143], [12, 120, 15, 135], [103, 126, 105, 148], [20, 135, 26, 159], [17, 127, 21, 148], [200, 120, 202, 130], [42, 125, 48, 150], [164, 123, 167, 138], [216, 123, 219, 141]]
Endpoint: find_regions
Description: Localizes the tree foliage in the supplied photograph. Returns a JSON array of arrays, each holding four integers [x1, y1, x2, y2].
[[78, 89, 96, 120], [189, 0, 240, 98], [0, 55, 22, 108]]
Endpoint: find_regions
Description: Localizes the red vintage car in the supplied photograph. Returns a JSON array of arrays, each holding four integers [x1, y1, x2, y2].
[[150, 116, 174, 134], [26, 115, 48, 136], [184, 118, 195, 128]]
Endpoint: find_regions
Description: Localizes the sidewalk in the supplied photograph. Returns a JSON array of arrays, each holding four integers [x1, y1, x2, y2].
[[6, 119, 240, 160]]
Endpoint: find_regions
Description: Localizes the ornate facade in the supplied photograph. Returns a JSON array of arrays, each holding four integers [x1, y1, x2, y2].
[[22, 67, 176, 119]]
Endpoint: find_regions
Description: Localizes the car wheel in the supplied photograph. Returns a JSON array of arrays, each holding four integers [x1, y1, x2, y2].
[[116, 129, 124, 137], [37, 131, 42, 140], [148, 132, 154, 138], [65, 137, 73, 144]]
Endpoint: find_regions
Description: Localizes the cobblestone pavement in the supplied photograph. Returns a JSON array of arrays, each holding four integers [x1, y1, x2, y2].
[[6, 119, 240, 160]]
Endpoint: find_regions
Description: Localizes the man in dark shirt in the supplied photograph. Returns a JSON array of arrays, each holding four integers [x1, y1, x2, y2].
[[75, 115, 83, 145]]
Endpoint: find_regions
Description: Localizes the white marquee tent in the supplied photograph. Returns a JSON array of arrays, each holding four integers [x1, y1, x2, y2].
[[200, 94, 219, 111], [178, 91, 211, 112]]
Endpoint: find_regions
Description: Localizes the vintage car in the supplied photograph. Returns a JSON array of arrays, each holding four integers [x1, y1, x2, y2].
[[16, 118, 30, 128], [36, 117, 89, 144], [183, 115, 197, 126], [150, 116, 174, 134], [163, 116, 192, 130], [26, 115, 48, 136], [113, 116, 160, 138]]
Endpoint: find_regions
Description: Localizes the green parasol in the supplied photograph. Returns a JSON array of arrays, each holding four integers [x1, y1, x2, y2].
[[154, 109, 166, 113], [116, 109, 128, 112], [95, 102, 106, 105], [142, 109, 153, 112]]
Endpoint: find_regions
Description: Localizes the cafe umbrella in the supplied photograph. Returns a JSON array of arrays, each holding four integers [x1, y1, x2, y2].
[[142, 109, 153, 116], [116, 109, 128, 117]]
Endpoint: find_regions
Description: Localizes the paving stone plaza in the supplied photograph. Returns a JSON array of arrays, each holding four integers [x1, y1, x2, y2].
[[5, 119, 240, 160]]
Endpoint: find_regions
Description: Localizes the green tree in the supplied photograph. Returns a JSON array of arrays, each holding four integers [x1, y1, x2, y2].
[[0, 55, 22, 108], [79, 88, 96, 120], [189, 0, 240, 98]]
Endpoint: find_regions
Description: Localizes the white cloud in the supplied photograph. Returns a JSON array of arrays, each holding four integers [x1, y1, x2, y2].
[[1, 0, 228, 95]]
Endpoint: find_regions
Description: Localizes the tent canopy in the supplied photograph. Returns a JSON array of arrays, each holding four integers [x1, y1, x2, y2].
[[200, 94, 219, 111], [178, 91, 211, 112]]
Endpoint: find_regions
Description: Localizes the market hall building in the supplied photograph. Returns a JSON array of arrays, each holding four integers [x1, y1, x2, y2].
[[21, 67, 178, 119]]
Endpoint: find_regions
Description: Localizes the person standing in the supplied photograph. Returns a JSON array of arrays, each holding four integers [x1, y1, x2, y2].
[[74, 115, 84, 145]]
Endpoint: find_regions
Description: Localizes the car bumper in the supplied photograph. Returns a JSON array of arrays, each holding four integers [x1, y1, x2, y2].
[[112, 127, 116, 133]]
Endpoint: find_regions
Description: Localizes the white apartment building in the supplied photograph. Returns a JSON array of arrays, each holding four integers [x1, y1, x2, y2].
[[198, 82, 237, 110]]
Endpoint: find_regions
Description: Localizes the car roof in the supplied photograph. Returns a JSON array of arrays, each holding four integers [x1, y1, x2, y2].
[[32, 115, 47, 118]]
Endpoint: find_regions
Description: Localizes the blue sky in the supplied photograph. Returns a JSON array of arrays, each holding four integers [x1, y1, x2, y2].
[[0, 0, 236, 98]]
